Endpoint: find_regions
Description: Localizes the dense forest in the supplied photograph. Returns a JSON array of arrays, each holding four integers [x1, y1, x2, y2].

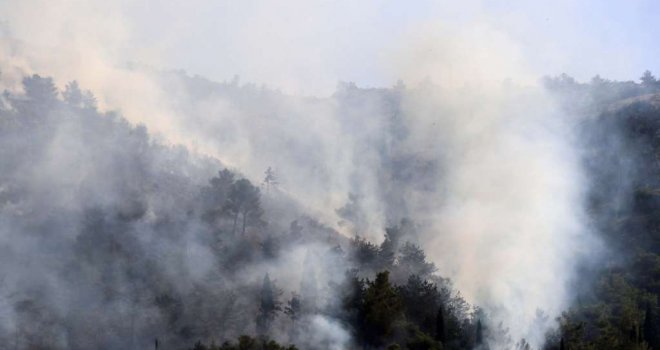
[[3, 70, 660, 350]]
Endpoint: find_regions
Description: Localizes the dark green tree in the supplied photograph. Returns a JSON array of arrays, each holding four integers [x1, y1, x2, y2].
[[399, 274, 438, 334], [363, 271, 403, 346], [405, 324, 442, 350], [339, 269, 365, 332]]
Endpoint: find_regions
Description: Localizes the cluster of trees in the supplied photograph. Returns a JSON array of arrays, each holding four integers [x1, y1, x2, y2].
[[538, 71, 660, 350], [543, 70, 660, 115], [188, 335, 298, 350], [228, 218, 484, 350], [201, 168, 265, 237], [0, 73, 485, 349], [8, 69, 660, 349]]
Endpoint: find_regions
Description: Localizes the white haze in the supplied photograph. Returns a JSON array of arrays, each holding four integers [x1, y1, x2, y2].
[[0, 1, 604, 348]]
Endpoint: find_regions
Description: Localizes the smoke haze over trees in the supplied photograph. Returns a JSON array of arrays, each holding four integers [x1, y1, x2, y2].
[[1, 1, 660, 349]]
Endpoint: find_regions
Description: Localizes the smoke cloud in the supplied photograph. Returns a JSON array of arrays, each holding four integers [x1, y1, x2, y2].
[[0, 1, 609, 348]]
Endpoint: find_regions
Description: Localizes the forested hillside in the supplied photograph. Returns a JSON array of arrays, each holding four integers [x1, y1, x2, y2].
[[0, 74, 480, 349], [542, 72, 660, 350], [3, 71, 660, 350]]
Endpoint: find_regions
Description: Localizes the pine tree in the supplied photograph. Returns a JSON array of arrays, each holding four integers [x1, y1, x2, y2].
[[476, 319, 484, 346], [363, 271, 403, 346], [399, 274, 438, 333], [256, 274, 281, 335]]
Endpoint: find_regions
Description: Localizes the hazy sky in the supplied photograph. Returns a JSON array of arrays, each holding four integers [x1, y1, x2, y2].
[[2, 0, 660, 95], [115, 0, 660, 94]]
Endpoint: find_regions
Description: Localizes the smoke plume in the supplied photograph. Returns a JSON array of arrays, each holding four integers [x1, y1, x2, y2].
[[0, 1, 607, 348]]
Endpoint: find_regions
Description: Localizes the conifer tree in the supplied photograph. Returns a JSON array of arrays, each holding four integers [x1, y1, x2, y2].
[[363, 271, 403, 345], [256, 274, 281, 335], [476, 319, 484, 346]]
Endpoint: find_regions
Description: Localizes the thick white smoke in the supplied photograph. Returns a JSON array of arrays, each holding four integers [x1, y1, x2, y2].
[[0, 1, 601, 348], [393, 23, 599, 347]]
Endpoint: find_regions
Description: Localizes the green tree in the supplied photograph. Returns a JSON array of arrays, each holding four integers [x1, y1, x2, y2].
[[399, 274, 438, 334], [339, 269, 365, 333], [405, 324, 442, 350], [363, 271, 403, 346]]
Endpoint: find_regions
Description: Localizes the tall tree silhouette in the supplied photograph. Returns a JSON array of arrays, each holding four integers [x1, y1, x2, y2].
[[476, 319, 484, 346], [224, 179, 264, 235], [256, 274, 281, 335], [644, 303, 659, 349]]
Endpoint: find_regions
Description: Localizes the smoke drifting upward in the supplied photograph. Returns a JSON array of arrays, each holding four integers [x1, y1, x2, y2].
[[392, 23, 599, 347], [0, 1, 607, 349]]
